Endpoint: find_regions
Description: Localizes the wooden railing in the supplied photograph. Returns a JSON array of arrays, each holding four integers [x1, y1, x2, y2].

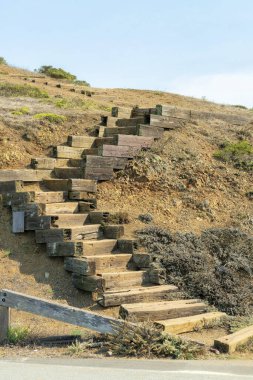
[[0, 289, 124, 342]]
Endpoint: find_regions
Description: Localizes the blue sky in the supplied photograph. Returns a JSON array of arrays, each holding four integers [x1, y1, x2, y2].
[[1, 0, 253, 106]]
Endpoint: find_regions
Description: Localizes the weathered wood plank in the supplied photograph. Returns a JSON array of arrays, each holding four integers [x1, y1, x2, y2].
[[104, 126, 137, 137], [137, 124, 164, 138], [36, 225, 102, 243], [0, 180, 24, 193], [156, 105, 191, 119], [25, 216, 52, 230], [31, 158, 56, 170], [98, 145, 140, 158], [155, 312, 226, 334], [84, 168, 114, 181], [68, 179, 97, 193], [214, 325, 253, 353], [0, 289, 123, 335], [47, 239, 118, 257], [51, 213, 89, 227], [53, 146, 86, 159], [115, 135, 154, 147], [0, 170, 52, 182], [68, 136, 96, 148], [34, 192, 68, 204], [68, 191, 95, 201], [100, 284, 179, 307], [150, 114, 186, 129], [116, 117, 146, 127], [120, 299, 207, 321], [54, 167, 83, 179], [100, 271, 149, 291], [131, 107, 157, 118], [94, 137, 116, 147], [0, 306, 10, 343], [40, 202, 79, 215], [12, 211, 25, 233], [72, 274, 105, 292], [43, 179, 69, 191]]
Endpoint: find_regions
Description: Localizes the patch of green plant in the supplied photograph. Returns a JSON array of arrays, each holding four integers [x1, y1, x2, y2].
[[0, 57, 7, 65], [0, 83, 49, 98], [34, 113, 66, 123], [74, 79, 90, 87], [107, 321, 204, 359], [2, 249, 11, 257], [233, 105, 248, 110], [213, 140, 253, 171], [7, 326, 30, 345], [11, 106, 30, 116], [38, 65, 76, 81]]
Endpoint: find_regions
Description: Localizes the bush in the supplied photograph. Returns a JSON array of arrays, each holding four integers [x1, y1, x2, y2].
[[11, 106, 30, 116], [0, 83, 49, 98], [74, 80, 90, 87], [213, 141, 253, 171], [233, 105, 248, 110], [38, 65, 76, 81], [34, 113, 66, 123], [137, 226, 253, 315], [7, 326, 29, 344], [0, 57, 7, 65], [138, 213, 153, 224], [107, 321, 204, 359]]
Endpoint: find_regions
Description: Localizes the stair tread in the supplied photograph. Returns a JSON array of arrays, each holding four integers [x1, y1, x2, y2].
[[103, 284, 178, 295], [121, 299, 205, 311], [155, 311, 226, 325]]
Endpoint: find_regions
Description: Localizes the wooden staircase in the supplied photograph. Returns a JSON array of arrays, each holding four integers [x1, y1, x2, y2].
[[0, 105, 225, 334]]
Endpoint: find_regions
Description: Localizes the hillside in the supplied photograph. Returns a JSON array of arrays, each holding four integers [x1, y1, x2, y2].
[[1, 63, 253, 358]]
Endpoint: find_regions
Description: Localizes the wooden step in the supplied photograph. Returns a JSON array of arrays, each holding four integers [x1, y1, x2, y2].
[[64, 254, 132, 276], [53, 146, 86, 159], [214, 325, 253, 354], [67, 179, 97, 193], [156, 105, 191, 119], [54, 167, 83, 179], [131, 107, 157, 117], [116, 117, 146, 127], [43, 179, 69, 191], [98, 270, 148, 291], [104, 126, 137, 137], [47, 239, 118, 257], [51, 214, 89, 227], [99, 284, 179, 307], [155, 312, 226, 334], [0, 169, 52, 182], [68, 136, 96, 148], [33, 191, 68, 203], [150, 114, 186, 129], [98, 144, 140, 158], [31, 158, 56, 170], [0, 180, 24, 193], [72, 274, 104, 292], [84, 167, 114, 181], [35, 224, 102, 243], [137, 125, 164, 138], [119, 299, 208, 321], [25, 215, 52, 230], [40, 202, 79, 215], [94, 137, 116, 147], [115, 134, 154, 147]]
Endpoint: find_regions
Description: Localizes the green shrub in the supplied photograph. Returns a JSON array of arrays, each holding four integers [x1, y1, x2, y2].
[[0, 83, 49, 98], [7, 326, 29, 344], [0, 57, 7, 65], [74, 79, 90, 87], [38, 65, 76, 81], [34, 113, 66, 123], [12, 106, 30, 115], [233, 105, 248, 110], [213, 140, 253, 171]]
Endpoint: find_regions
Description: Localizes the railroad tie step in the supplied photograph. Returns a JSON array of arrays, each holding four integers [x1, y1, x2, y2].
[[40, 202, 80, 215], [119, 299, 208, 321], [35, 224, 102, 243], [97, 270, 149, 291], [155, 311, 226, 334], [47, 239, 118, 257], [99, 284, 180, 307], [54, 167, 83, 179], [64, 254, 133, 276]]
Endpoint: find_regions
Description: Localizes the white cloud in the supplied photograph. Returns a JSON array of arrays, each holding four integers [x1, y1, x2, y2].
[[168, 72, 253, 108]]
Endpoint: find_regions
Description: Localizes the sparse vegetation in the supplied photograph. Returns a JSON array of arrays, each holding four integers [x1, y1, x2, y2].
[[0, 83, 49, 98], [34, 113, 66, 123], [74, 80, 90, 87], [213, 140, 253, 171], [233, 105, 248, 110], [11, 106, 30, 116], [7, 326, 30, 345], [107, 321, 204, 359], [138, 213, 153, 224]]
